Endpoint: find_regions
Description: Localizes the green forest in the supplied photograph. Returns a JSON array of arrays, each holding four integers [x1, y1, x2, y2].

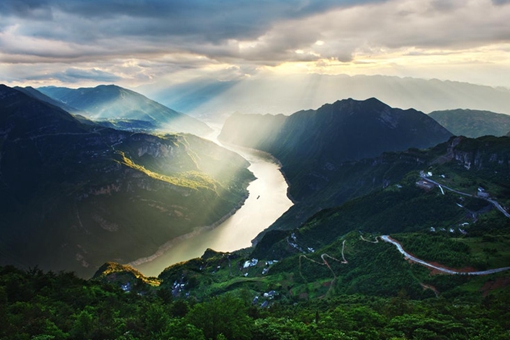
[[1, 265, 510, 340]]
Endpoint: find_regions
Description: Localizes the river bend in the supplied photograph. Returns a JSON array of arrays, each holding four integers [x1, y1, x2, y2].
[[132, 128, 293, 277]]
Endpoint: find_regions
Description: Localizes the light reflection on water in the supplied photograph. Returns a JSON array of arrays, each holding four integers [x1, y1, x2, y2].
[[132, 125, 293, 277]]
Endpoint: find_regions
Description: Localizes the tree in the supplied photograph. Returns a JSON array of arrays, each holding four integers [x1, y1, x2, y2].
[[186, 294, 252, 340]]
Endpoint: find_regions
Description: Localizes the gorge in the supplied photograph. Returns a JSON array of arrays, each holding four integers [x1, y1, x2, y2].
[[131, 127, 294, 277]]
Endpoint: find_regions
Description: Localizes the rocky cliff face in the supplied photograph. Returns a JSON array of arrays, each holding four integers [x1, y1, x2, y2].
[[447, 136, 510, 170]]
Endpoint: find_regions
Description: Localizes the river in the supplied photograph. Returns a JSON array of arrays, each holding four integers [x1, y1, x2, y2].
[[131, 126, 293, 277]]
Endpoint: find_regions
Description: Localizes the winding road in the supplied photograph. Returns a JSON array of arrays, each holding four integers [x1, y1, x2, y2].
[[420, 174, 510, 218], [298, 240, 348, 295], [381, 235, 510, 275]]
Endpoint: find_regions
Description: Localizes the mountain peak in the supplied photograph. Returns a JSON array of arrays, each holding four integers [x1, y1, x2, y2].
[[221, 97, 452, 174], [322, 97, 390, 113], [0, 85, 86, 137], [0, 83, 18, 96], [94, 84, 124, 92]]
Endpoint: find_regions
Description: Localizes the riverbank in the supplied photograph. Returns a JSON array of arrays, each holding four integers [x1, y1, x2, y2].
[[127, 194, 249, 268], [130, 141, 294, 277], [218, 139, 297, 204]]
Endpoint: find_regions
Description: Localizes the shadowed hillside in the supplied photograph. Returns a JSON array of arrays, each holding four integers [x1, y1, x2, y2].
[[0, 85, 253, 277]]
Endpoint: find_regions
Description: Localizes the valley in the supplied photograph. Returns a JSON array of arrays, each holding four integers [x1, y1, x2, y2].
[[130, 133, 293, 277], [2, 83, 510, 340], [3, 1, 510, 338]]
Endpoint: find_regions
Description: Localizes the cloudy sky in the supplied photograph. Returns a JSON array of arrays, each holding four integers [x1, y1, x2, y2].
[[1, 0, 510, 89]]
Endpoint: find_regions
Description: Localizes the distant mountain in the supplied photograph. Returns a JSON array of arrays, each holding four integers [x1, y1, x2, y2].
[[429, 109, 510, 138], [0, 85, 252, 277], [141, 74, 510, 120], [38, 85, 211, 136], [221, 98, 452, 199], [14, 86, 84, 115], [219, 98, 452, 233]]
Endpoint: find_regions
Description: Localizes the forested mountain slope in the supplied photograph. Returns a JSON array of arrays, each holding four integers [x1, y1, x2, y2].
[[220, 98, 453, 232], [0, 85, 252, 277], [429, 109, 510, 138]]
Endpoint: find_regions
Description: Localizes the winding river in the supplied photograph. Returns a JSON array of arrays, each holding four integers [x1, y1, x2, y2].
[[132, 126, 293, 277]]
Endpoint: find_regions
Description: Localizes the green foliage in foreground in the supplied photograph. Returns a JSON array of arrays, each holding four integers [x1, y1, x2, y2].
[[1, 265, 510, 340]]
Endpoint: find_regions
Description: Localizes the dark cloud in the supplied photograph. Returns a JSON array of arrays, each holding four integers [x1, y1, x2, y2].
[[0, 0, 389, 76], [26, 68, 122, 83], [5, 0, 505, 65], [1, 0, 509, 88], [0, 0, 52, 20], [1, 1, 388, 43], [62, 68, 122, 81]]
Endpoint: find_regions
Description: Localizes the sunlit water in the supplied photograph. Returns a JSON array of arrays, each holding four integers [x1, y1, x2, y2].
[[131, 125, 293, 277]]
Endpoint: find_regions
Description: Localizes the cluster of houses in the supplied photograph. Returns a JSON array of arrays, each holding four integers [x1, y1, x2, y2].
[[243, 258, 258, 269], [416, 172, 448, 191], [477, 187, 490, 198], [252, 290, 279, 308], [429, 224, 468, 235], [242, 258, 279, 276], [121, 282, 131, 292], [171, 280, 187, 296], [416, 171, 435, 190], [287, 233, 315, 254]]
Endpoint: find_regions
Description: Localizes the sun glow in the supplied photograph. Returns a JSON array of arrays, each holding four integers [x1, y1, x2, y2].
[[259, 42, 510, 88]]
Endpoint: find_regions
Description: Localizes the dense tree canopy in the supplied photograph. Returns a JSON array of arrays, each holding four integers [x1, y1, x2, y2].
[[1, 265, 509, 339]]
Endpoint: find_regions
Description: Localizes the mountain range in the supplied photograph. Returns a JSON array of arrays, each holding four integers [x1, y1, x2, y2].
[[220, 97, 451, 168], [38, 85, 211, 136], [141, 74, 510, 119], [220, 98, 452, 230], [0, 84, 252, 277], [2, 79, 510, 339]]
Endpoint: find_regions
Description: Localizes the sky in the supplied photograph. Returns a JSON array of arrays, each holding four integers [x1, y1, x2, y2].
[[1, 0, 510, 90]]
